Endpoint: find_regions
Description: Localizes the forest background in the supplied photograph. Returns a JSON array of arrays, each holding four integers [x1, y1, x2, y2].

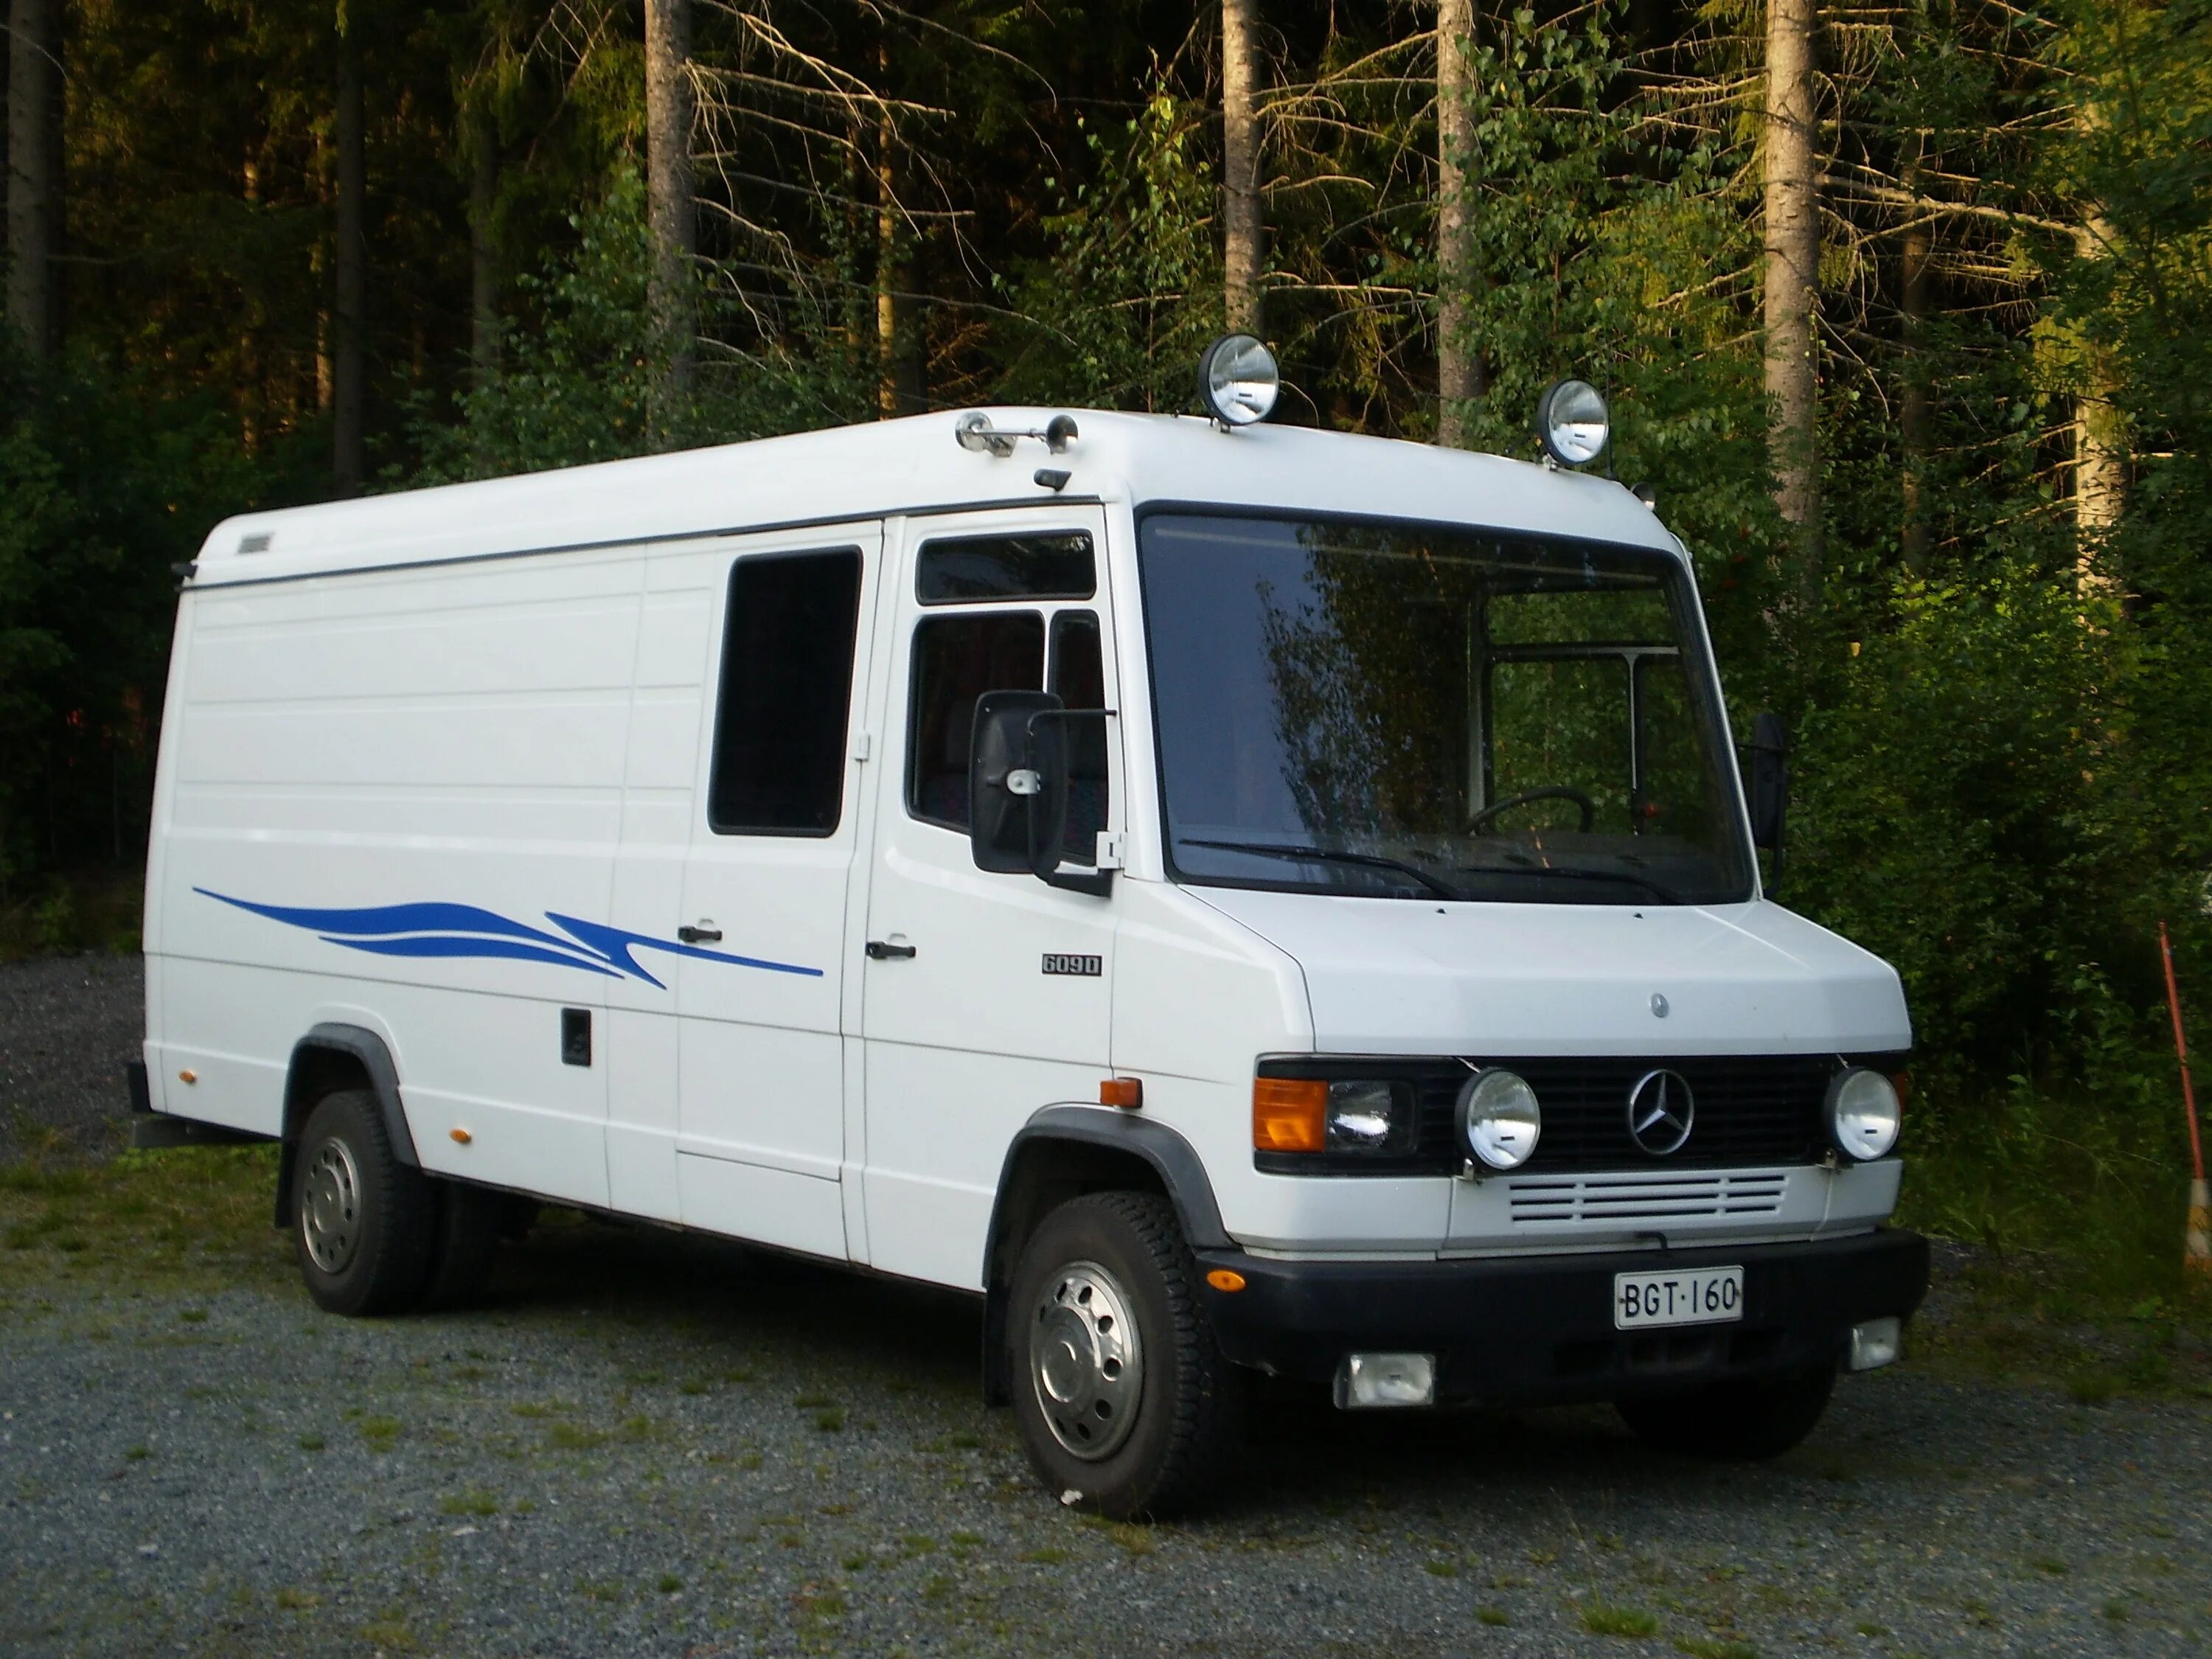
[[3, 0, 2209, 1315]]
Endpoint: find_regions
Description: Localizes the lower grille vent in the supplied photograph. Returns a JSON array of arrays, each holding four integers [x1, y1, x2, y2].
[[1505, 1170, 1787, 1225]]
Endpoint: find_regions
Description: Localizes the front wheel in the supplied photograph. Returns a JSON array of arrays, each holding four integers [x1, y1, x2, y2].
[[1006, 1192, 1242, 1519], [1616, 1363, 1835, 1461]]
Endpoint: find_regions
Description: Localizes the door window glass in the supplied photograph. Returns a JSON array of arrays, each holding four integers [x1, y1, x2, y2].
[[906, 611, 1045, 829], [917, 532, 1095, 604], [707, 548, 863, 835], [1050, 611, 1110, 859]]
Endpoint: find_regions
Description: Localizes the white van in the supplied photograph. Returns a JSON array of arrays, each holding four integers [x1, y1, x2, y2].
[[133, 355, 1927, 1517]]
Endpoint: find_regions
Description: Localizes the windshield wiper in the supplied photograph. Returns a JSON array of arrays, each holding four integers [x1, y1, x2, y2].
[[1459, 862, 1684, 905], [1180, 838, 1466, 900]]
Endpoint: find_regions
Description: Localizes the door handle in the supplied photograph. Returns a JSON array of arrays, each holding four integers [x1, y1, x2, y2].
[[866, 939, 917, 960], [678, 925, 723, 944]]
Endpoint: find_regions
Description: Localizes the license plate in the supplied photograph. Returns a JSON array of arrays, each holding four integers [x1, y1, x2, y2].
[[1613, 1265, 1744, 1329]]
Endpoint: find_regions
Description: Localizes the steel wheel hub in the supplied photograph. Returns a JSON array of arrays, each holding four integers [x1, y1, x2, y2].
[[301, 1135, 363, 1274], [1029, 1260, 1142, 1461]]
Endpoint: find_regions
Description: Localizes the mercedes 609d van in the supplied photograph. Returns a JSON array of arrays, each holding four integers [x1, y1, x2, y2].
[[133, 338, 1926, 1516]]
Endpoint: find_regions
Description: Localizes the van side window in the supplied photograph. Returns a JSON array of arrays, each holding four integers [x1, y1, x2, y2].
[[907, 611, 1045, 829], [708, 549, 863, 836], [1049, 611, 1110, 858], [917, 533, 1094, 604]]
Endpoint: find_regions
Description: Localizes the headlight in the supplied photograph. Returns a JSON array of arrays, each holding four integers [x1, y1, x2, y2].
[[1458, 1068, 1541, 1171], [1325, 1079, 1415, 1155], [1535, 378, 1610, 466], [1827, 1067, 1901, 1161]]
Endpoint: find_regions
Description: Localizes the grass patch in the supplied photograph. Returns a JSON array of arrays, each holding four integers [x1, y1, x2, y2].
[[1018, 1548, 1070, 1565], [1582, 1604, 1660, 1638], [358, 1415, 402, 1451], [792, 1391, 837, 1408], [547, 1422, 605, 1451], [1674, 1641, 1759, 1659], [656, 1573, 682, 1594], [1425, 1559, 1458, 1578], [813, 1408, 846, 1433], [122, 1444, 148, 1461], [1476, 1607, 1511, 1627], [296, 1433, 324, 1451], [439, 1490, 498, 1517], [274, 1588, 319, 1611]]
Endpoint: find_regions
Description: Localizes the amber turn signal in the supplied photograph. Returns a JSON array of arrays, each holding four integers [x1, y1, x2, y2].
[[1252, 1077, 1327, 1152], [1099, 1077, 1143, 1110], [177, 1069, 198, 1085], [1206, 1268, 1247, 1293], [450, 1127, 473, 1145]]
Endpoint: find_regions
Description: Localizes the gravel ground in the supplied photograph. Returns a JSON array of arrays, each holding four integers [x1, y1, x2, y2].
[[0, 953, 142, 1159], [3, 956, 2211, 1658]]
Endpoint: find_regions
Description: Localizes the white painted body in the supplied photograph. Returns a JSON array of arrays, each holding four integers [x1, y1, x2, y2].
[[142, 410, 1912, 1293]]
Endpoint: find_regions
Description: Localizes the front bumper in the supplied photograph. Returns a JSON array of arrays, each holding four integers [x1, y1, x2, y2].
[[1194, 1227, 1929, 1405]]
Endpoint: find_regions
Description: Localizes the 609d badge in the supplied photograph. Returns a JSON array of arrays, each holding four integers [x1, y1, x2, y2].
[[1042, 953, 1103, 977]]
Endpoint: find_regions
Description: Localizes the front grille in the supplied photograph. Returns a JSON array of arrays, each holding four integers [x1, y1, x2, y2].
[[1416, 1054, 1836, 1173], [1256, 1053, 1848, 1175], [1503, 1169, 1788, 1223]]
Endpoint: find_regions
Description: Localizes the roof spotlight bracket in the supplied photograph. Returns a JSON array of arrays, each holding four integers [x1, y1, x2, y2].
[[954, 411, 1079, 459]]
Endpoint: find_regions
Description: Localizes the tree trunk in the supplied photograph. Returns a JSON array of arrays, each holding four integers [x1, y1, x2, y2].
[[1436, 0, 1486, 446], [2071, 224, 2125, 561], [1761, 0, 1823, 587], [1898, 159, 1932, 574], [6, 0, 59, 361], [333, 12, 367, 495], [1221, 0, 1263, 337], [874, 73, 924, 417], [241, 150, 262, 453], [644, 0, 696, 415], [468, 102, 501, 388]]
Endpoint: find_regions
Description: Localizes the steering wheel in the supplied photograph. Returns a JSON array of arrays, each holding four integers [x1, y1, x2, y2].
[[1468, 786, 1596, 835]]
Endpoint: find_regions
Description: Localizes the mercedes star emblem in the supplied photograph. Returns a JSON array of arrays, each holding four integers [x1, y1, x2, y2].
[[1627, 1068, 1694, 1155]]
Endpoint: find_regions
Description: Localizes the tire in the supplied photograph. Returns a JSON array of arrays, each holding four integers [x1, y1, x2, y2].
[[291, 1089, 436, 1316], [1616, 1363, 1836, 1461], [420, 1180, 504, 1310], [1006, 1192, 1242, 1519]]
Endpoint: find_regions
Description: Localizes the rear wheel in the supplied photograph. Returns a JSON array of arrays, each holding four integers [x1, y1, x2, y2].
[[292, 1090, 435, 1316], [1616, 1363, 1835, 1461], [420, 1181, 505, 1309], [1006, 1192, 1242, 1519]]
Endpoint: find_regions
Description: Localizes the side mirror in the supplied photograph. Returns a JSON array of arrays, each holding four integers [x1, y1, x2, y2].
[[970, 690, 1064, 874], [968, 692, 1115, 896], [1745, 711, 1788, 878]]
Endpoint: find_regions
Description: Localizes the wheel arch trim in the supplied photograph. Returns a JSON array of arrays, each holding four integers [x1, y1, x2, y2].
[[978, 1105, 1230, 1405], [273, 1024, 420, 1226]]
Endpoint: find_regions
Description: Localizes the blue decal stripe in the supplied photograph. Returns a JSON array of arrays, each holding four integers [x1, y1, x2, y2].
[[322, 934, 623, 976], [546, 914, 824, 981], [196, 888, 822, 985], [195, 889, 585, 954]]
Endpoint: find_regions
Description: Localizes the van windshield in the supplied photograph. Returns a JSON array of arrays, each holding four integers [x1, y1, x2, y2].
[[1138, 512, 1753, 905]]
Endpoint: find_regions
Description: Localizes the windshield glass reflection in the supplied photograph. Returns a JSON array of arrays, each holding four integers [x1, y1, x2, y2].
[[1138, 513, 1752, 905]]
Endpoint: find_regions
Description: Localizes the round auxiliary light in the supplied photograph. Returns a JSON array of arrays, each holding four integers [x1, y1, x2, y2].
[[1458, 1068, 1542, 1172], [1827, 1067, 1902, 1161], [1536, 378, 1610, 466], [1197, 333, 1280, 427]]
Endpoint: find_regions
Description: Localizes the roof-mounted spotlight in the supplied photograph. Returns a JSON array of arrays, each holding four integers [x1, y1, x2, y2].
[[1535, 378, 1610, 467], [1197, 334, 1280, 428]]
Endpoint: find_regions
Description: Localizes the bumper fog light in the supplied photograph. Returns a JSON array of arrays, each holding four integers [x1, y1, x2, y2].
[[1332, 1352, 1436, 1410], [1848, 1316, 1902, 1372]]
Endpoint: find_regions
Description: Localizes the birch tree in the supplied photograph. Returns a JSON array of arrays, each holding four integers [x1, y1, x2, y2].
[[645, 0, 698, 406], [1221, 0, 1263, 336], [1762, 0, 1823, 583]]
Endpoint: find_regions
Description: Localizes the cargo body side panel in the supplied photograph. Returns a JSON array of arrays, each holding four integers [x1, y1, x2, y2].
[[145, 553, 646, 1207]]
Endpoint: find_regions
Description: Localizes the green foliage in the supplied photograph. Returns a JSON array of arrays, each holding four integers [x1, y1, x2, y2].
[[0, 347, 283, 888], [414, 167, 874, 483], [1001, 91, 1224, 411]]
